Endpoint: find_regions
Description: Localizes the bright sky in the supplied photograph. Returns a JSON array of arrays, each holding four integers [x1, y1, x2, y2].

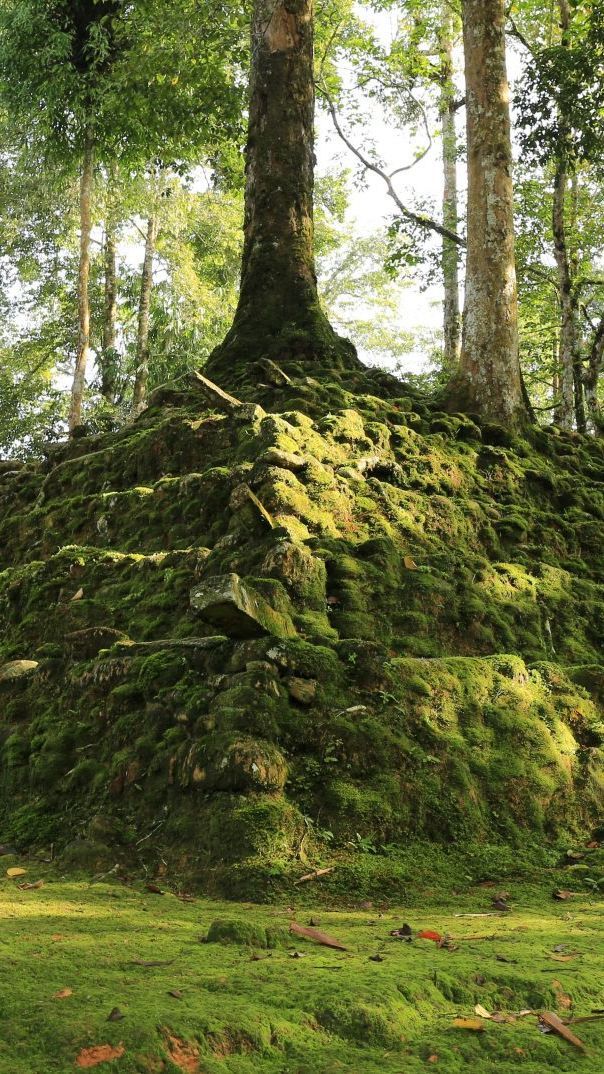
[[314, 8, 451, 371], [316, 10, 525, 372]]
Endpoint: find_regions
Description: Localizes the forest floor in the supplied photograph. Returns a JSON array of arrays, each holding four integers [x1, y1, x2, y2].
[[1, 861, 603, 1074]]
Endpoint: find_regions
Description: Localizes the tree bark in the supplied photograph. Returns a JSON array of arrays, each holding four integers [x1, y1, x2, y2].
[[568, 172, 586, 432], [132, 213, 158, 413], [552, 160, 577, 429], [69, 128, 94, 432], [448, 0, 526, 426], [207, 0, 357, 386], [101, 220, 118, 403], [551, 0, 584, 431], [439, 6, 461, 370], [585, 314, 604, 433]]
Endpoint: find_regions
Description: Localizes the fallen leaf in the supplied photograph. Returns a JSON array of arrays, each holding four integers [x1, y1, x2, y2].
[[539, 1012, 586, 1052], [75, 1043, 125, 1068], [553, 890, 580, 901], [145, 883, 164, 895], [6, 867, 27, 878], [551, 953, 578, 963], [53, 988, 73, 1000], [491, 1012, 516, 1024], [71, 588, 84, 602], [18, 880, 43, 890], [289, 921, 347, 951], [427, 1056, 439, 1064], [452, 1017, 485, 1032], [390, 924, 413, 938], [418, 930, 442, 943], [107, 1007, 126, 1022], [175, 893, 195, 902], [51, 933, 65, 942], [404, 556, 419, 570], [474, 1004, 492, 1019], [168, 989, 183, 1000]]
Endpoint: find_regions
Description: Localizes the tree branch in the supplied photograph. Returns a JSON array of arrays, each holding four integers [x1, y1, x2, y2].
[[318, 85, 466, 248]]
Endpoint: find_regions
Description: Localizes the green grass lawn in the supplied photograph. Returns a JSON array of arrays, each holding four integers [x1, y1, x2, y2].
[[0, 865, 603, 1073]]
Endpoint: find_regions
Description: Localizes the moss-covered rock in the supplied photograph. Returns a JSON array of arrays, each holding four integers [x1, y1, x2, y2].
[[190, 573, 296, 639], [0, 367, 602, 893]]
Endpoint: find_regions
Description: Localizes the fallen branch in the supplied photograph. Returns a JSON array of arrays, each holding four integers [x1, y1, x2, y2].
[[295, 867, 336, 885], [290, 921, 347, 951], [188, 371, 242, 412], [453, 912, 508, 918], [539, 1011, 587, 1053]]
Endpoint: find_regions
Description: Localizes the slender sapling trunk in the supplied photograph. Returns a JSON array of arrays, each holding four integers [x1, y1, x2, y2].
[[69, 128, 94, 432], [132, 213, 158, 413]]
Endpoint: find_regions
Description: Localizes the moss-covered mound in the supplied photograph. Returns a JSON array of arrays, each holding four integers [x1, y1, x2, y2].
[[0, 362, 602, 892]]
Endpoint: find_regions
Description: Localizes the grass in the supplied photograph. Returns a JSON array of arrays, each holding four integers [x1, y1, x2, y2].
[[0, 864, 603, 1073]]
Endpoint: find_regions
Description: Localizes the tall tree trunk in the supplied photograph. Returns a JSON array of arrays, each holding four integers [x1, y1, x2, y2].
[[101, 220, 118, 403], [132, 214, 158, 413], [439, 6, 461, 370], [551, 0, 580, 431], [585, 315, 604, 433], [569, 172, 586, 432], [69, 128, 94, 432], [207, 0, 357, 386], [448, 0, 526, 426], [552, 160, 578, 430]]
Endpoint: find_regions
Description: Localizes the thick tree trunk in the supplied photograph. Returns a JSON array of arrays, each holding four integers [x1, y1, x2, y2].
[[69, 129, 94, 432], [207, 0, 357, 386], [448, 0, 526, 426], [439, 7, 461, 370], [101, 221, 118, 403], [132, 214, 158, 413]]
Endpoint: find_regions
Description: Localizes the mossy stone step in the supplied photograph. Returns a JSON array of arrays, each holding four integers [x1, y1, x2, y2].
[[191, 573, 297, 639]]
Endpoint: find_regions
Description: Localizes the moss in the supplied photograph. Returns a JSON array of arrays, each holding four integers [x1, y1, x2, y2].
[[205, 919, 290, 948], [185, 735, 288, 793], [0, 355, 603, 892]]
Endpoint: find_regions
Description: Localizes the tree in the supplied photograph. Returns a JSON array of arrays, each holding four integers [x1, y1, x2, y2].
[[449, 0, 526, 425], [513, 0, 604, 432], [131, 172, 164, 413], [438, 1, 461, 369], [317, 0, 466, 371], [0, 0, 245, 429], [207, 0, 358, 386]]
